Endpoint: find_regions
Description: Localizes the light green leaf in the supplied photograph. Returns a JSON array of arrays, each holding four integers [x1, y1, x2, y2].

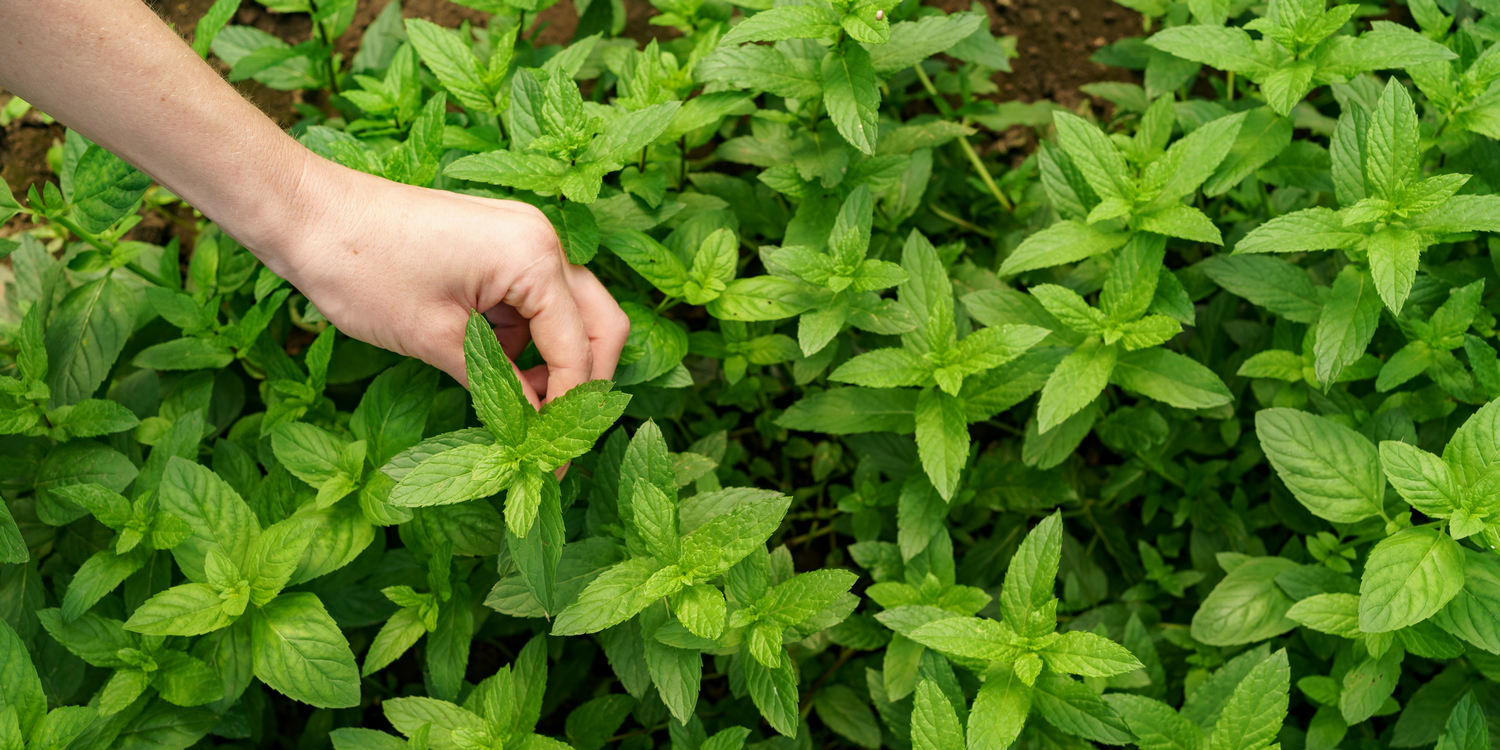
[[1254, 408, 1385, 522], [252, 592, 361, 708], [1359, 528, 1465, 633]]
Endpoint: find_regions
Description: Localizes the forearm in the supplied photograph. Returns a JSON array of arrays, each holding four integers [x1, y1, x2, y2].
[[0, 0, 315, 273]]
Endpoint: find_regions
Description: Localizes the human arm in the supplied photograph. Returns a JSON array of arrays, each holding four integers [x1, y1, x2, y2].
[[0, 0, 628, 401]]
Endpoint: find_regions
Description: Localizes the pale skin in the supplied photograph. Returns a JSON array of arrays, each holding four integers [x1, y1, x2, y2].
[[0, 0, 630, 406]]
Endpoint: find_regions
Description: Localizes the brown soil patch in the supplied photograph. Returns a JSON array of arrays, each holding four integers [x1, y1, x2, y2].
[[975, 0, 1143, 109]]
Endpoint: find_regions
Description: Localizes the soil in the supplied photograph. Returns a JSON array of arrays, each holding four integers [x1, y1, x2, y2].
[[0, 0, 1142, 231]]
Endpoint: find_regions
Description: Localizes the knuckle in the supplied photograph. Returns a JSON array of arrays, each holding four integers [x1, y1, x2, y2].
[[608, 307, 631, 343]]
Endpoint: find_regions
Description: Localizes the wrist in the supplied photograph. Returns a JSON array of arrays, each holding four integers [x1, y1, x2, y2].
[[215, 141, 344, 286]]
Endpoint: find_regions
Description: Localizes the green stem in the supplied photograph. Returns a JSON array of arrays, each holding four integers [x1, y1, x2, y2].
[[957, 135, 1014, 212], [910, 65, 1012, 212], [929, 204, 997, 238], [1226, 70, 1235, 102], [124, 262, 171, 288], [49, 214, 112, 254]]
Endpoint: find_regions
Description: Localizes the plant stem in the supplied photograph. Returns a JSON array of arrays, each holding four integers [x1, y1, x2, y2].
[[124, 262, 171, 288], [1226, 70, 1235, 101], [911, 64, 952, 118], [956, 136, 1014, 212], [911, 65, 1013, 212], [929, 204, 996, 238], [49, 214, 112, 255]]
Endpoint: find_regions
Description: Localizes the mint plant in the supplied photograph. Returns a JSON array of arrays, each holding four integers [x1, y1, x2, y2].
[[3, 0, 1500, 747]]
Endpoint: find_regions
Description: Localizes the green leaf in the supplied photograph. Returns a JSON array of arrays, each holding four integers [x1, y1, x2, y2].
[[50, 399, 140, 440], [778, 387, 917, 434], [1142, 111, 1246, 211], [271, 422, 352, 488], [525, 381, 631, 466], [678, 491, 790, 580], [27, 706, 98, 750], [1037, 631, 1145, 677], [720, 5, 840, 45], [1286, 593, 1362, 638], [1368, 226, 1422, 314], [1365, 81, 1420, 202], [125, 583, 235, 636], [388, 442, 512, 508], [1197, 254, 1325, 323], [132, 337, 236, 371], [1145, 26, 1270, 76], [1190, 557, 1299, 646], [968, 662, 1032, 750], [1038, 339, 1116, 432], [581, 102, 682, 167], [252, 592, 361, 708], [152, 651, 225, 708], [1210, 649, 1290, 750], [464, 311, 530, 444], [753, 568, 859, 628], [1053, 112, 1133, 202], [1000, 220, 1129, 276], [1106, 695, 1205, 750], [1030, 673, 1135, 744], [566, 695, 637, 750], [1378, 441, 1460, 516], [61, 547, 145, 621], [551, 557, 667, 636], [814, 684, 882, 749], [699, 45, 823, 100], [604, 230, 690, 297], [913, 679, 965, 750], [1358, 528, 1465, 633], [1233, 208, 1365, 255], [0, 622, 44, 738], [247, 519, 313, 604], [1111, 348, 1232, 410], [45, 277, 135, 408], [1001, 511, 1061, 636], [350, 360, 439, 469], [383, 697, 485, 750], [1314, 265, 1383, 387], [821, 44, 881, 155], [70, 145, 153, 233], [160, 456, 260, 583], [745, 649, 799, 737], [1204, 107, 1293, 196], [916, 388, 969, 501], [1254, 409, 1385, 522], [864, 14, 985, 75], [1435, 693, 1490, 750], [707, 277, 822, 321], [1430, 551, 1500, 653], [1340, 642, 1404, 724], [444, 150, 569, 192], [425, 583, 472, 702], [673, 584, 727, 640], [362, 607, 426, 677], [404, 19, 492, 112], [544, 201, 600, 265]]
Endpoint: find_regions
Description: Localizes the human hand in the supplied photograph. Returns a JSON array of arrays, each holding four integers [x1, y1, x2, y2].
[[257, 154, 630, 406]]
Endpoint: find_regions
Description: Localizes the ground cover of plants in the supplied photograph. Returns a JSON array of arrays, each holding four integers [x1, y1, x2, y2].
[[1, 0, 1500, 748]]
